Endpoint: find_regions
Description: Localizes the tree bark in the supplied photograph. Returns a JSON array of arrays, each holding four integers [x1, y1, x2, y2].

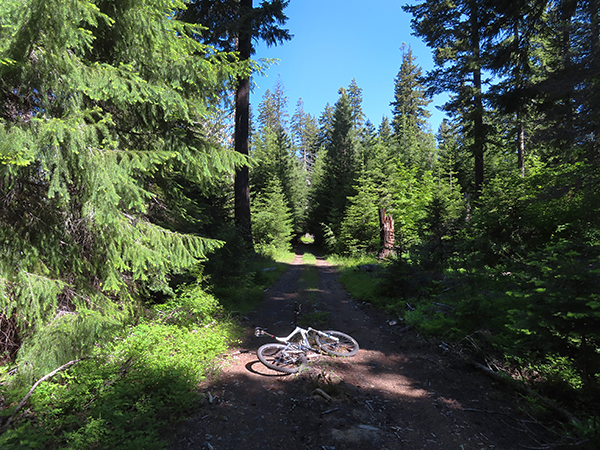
[[234, 0, 253, 245], [517, 118, 525, 177], [471, 2, 485, 194], [379, 208, 395, 259]]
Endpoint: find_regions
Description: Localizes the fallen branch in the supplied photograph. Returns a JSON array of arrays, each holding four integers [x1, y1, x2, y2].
[[467, 360, 581, 427], [1, 358, 82, 432]]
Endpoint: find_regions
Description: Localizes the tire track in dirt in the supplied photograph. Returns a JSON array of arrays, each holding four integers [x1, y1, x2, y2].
[[170, 246, 565, 450]]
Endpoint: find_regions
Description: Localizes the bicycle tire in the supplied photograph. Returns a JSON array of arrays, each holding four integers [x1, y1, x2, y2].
[[316, 331, 359, 357], [257, 343, 308, 374]]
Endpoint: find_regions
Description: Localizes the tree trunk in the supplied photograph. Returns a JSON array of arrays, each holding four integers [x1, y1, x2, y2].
[[514, 20, 526, 178], [234, 0, 253, 245], [517, 117, 525, 177], [471, 3, 485, 195], [379, 208, 395, 259]]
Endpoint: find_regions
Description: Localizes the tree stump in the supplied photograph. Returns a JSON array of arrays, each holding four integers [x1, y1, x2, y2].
[[379, 208, 395, 259]]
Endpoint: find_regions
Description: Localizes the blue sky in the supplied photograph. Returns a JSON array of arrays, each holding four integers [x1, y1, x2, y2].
[[252, 0, 448, 133]]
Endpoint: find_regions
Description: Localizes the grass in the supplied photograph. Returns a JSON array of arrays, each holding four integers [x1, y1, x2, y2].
[[299, 234, 315, 244], [295, 252, 330, 327], [211, 249, 294, 315], [328, 254, 390, 310]]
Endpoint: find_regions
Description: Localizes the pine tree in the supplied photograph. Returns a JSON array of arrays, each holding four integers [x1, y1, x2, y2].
[[339, 175, 380, 255], [390, 45, 437, 173], [404, 0, 494, 193], [251, 84, 307, 235], [436, 119, 470, 191], [0, 0, 247, 366], [347, 78, 366, 130], [291, 98, 318, 172], [181, 0, 292, 244], [258, 75, 289, 133], [251, 179, 294, 253], [307, 88, 359, 243], [325, 88, 359, 234], [391, 44, 431, 134]]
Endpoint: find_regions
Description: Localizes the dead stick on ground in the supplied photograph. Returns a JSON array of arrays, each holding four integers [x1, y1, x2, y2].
[[467, 360, 581, 426], [1, 359, 81, 431]]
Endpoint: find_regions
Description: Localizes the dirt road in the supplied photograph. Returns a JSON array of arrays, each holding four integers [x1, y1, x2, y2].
[[170, 247, 566, 450]]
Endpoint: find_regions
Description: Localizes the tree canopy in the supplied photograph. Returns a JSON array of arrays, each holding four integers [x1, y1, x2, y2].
[[0, 0, 248, 352]]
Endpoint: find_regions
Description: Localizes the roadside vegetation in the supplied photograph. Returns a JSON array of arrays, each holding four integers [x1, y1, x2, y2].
[[1, 0, 599, 449]]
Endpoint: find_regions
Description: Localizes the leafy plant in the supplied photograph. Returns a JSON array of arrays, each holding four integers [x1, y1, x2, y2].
[[1, 287, 236, 449]]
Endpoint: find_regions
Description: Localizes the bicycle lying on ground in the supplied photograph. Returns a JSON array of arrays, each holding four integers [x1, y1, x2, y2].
[[254, 304, 359, 374]]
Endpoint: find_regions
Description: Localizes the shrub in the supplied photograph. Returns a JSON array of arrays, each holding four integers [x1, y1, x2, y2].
[[0, 287, 235, 449]]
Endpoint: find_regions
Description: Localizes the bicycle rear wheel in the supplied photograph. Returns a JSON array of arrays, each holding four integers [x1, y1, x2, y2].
[[316, 331, 359, 357], [257, 343, 308, 374]]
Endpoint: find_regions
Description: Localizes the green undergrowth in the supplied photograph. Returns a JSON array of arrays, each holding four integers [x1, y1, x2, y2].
[[0, 247, 299, 450], [0, 285, 237, 450], [209, 248, 294, 316], [328, 254, 390, 311], [332, 251, 600, 446]]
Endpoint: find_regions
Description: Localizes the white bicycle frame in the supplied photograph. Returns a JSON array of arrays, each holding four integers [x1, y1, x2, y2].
[[258, 326, 339, 353]]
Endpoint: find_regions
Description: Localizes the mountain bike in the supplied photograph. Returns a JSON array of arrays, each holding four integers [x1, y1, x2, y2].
[[254, 304, 359, 374]]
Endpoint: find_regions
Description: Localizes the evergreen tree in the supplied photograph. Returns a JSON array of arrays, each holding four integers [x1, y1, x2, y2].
[[181, 0, 292, 243], [291, 98, 318, 172], [257, 75, 289, 132], [0, 0, 247, 368], [404, 0, 494, 193], [251, 84, 306, 235], [531, 0, 600, 161], [325, 88, 360, 233], [484, 0, 547, 176], [307, 88, 359, 244], [390, 44, 431, 134], [390, 45, 437, 173], [347, 78, 366, 130], [339, 174, 380, 255], [390, 163, 435, 250], [251, 179, 294, 253], [436, 119, 469, 191]]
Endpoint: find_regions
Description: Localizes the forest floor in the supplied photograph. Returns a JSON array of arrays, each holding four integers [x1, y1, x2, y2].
[[169, 244, 570, 450]]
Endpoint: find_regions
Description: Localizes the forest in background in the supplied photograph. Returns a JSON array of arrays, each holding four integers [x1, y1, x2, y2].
[[0, 0, 599, 448]]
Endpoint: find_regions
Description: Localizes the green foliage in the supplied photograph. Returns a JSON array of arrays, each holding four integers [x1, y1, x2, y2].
[[210, 250, 290, 315], [391, 45, 431, 134], [507, 245, 600, 390], [362, 158, 600, 433], [418, 180, 466, 268], [331, 255, 387, 309], [390, 164, 435, 249], [0, 0, 248, 360], [339, 177, 380, 256], [151, 284, 223, 328], [307, 86, 360, 244], [13, 311, 122, 385], [251, 80, 309, 235], [251, 179, 294, 253], [1, 287, 235, 450]]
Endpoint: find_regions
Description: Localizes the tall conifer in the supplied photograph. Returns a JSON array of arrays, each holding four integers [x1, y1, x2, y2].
[[404, 0, 494, 193], [0, 0, 246, 359]]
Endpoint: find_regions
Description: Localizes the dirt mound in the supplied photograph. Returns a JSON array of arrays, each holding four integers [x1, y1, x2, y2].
[[170, 248, 568, 450]]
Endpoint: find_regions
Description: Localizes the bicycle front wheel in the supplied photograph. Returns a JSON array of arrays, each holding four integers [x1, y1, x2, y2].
[[316, 331, 359, 357], [257, 343, 308, 374]]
